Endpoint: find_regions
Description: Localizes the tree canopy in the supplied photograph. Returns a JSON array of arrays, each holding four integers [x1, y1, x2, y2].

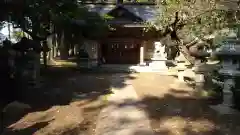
[[149, 0, 239, 45], [0, 0, 108, 41]]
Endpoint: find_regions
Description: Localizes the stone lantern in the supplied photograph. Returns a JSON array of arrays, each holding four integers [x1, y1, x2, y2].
[[212, 38, 240, 114]]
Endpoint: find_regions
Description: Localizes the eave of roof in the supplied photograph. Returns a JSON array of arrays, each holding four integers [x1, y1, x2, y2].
[[82, 4, 158, 22], [107, 20, 146, 27], [80, 2, 156, 5]]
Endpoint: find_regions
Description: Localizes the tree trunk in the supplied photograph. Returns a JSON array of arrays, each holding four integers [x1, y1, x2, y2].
[[69, 44, 75, 56], [237, 25, 240, 38], [43, 51, 47, 68], [42, 41, 48, 68], [59, 31, 68, 59], [74, 44, 77, 56], [53, 34, 58, 58], [47, 35, 54, 64]]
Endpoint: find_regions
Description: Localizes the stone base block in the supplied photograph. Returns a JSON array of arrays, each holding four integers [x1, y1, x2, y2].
[[90, 60, 98, 67], [210, 105, 237, 115], [177, 69, 196, 82], [149, 61, 168, 70], [178, 71, 185, 82]]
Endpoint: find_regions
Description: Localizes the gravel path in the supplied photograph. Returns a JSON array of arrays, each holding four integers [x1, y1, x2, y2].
[[95, 74, 154, 135]]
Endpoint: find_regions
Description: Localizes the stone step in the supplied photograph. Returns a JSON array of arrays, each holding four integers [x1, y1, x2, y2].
[[210, 104, 237, 115]]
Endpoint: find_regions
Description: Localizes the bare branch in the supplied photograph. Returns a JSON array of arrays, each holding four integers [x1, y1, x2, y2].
[[184, 9, 218, 24], [161, 8, 219, 40]]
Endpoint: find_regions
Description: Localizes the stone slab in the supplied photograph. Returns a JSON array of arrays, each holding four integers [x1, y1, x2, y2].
[[210, 105, 237, 115], [149, 61, 169, 71], [210, 94, 238, 115]]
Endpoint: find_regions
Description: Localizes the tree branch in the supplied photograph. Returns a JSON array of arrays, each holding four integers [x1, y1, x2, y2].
[[183, 9, 218, 25], [161, 8, 218, 40], [13, 25, 53, 41]]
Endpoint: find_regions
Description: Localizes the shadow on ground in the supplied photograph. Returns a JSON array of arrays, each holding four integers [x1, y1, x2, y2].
[[26, 64, 137, 110], [130, 89, 240, 135], [0, 64, 137, 135], [1, 121, 51, 135], [84, 74, 240, 135]]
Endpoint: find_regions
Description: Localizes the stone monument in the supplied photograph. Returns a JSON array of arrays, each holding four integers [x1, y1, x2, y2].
[[176, 53, 195, 82], [149, 41, 169, 72], [210, 38, 240, 114]]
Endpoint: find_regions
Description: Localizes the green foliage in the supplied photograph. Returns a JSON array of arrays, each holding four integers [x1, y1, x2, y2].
[[12, 30, 26, 41], [152, 0, 237, 41], [2, 0, 108, 41], [103, 14, 115, 20]]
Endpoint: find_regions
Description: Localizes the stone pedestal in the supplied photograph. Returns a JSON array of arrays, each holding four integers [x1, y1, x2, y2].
[[149, 42, 168, 72], [178, 71, 185, 82], [195, 73, 205, 90], [210, 78, 237, 115], [149, 59, 168, 70], [193, 60, 206, 90], [176, 52, 192, 82], [88, 59, 98, 68], [177, 62, 187, 82]]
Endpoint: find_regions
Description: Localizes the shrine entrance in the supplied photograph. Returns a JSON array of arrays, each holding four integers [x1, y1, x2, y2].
[[102, 39, 141, 64], [98, 5, 151, 64]]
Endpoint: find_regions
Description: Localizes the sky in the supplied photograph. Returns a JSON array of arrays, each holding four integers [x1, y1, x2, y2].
[[0, 23, 17, 43], [1, 25, 9, 36]]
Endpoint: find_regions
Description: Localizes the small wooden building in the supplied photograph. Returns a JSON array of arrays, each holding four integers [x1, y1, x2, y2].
[[81, 1, 159, 65]]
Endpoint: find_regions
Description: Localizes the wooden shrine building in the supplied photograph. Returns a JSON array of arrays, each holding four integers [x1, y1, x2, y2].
[[81, 0, 159, 65]]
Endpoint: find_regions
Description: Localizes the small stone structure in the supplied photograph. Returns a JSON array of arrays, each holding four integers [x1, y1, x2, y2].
[[12, 38, 42, 91], [0, 38, 41, 102], [175, 53, 193, 82], [175, 48, 209, 85], [211, 38, 240, 114], [79, 40, 99, 68], [148, 41, 169, 71]]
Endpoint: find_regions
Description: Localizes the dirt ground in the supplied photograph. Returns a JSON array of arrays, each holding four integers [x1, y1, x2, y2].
[[131, 73, 240, 135], [3, 69, 240, 135], [1, 66, 113, 135]]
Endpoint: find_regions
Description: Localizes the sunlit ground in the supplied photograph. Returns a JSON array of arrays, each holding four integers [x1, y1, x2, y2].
[[2, 71, 240, 135], [131, 73, 240, 135], [1, 64, 114, 135], [6, 99, 103, 135], [40, 59, 77, 67]]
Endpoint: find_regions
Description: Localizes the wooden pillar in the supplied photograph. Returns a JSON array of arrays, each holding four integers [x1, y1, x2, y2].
[[139, 41, 145, 66]]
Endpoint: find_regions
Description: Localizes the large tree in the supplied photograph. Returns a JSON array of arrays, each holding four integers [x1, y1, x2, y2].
[[1, 0, 108, 61], [148, 0, 240, 62], [1, 0, 108, 41]]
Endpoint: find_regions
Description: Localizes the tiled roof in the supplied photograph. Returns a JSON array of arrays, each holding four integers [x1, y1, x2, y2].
[[83, 4, 158, 22], [123, 5, 158, 22], [84, 4, 115, 16]]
